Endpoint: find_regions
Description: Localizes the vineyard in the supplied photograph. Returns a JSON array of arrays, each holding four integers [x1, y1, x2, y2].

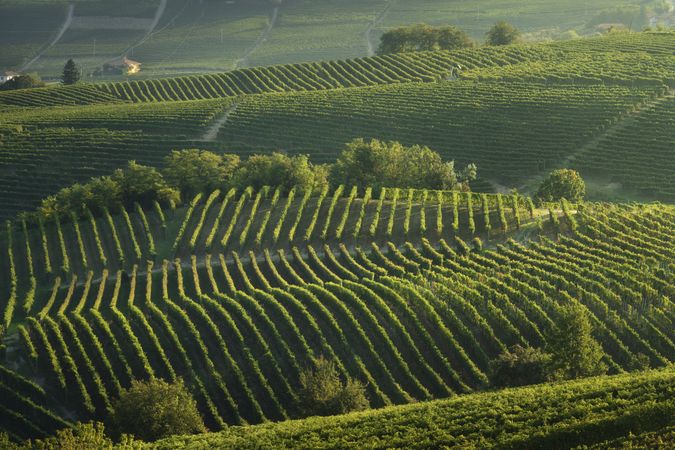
[[149, 368, 675, 449], [0, 194, 673, 440], [0, 33, 672, 223]]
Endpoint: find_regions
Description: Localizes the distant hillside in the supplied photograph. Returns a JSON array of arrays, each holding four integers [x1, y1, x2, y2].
[[0, 32, 673, 220], [1, 0, 670, 80]]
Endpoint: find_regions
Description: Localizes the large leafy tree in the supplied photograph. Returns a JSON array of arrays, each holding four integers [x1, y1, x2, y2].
[[110, 378, 205, 441], [546, 303, 607, 380], [535, 168, 586, 203], [298, 356, 368, 417], [486, 21, 522, 45], [62, 59, 80, 85]]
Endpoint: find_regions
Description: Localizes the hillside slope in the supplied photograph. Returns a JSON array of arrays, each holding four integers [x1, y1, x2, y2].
[[0, 199, 673, 440]]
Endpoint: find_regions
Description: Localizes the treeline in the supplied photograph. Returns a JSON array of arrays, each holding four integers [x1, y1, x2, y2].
[[377, 22, 521, 55], [33, 139, 476, 222]]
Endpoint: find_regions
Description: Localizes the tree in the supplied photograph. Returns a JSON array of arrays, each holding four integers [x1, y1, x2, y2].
[[62, 59, 80, 85], [113, 161, 180, 206], [546, 303, 607, 380], [486, 21, 521, 45], [490, 345, 552, 388], [535, 169, 586, 203], [231, 152, 327, 193], [163, 149, 240, 194], [298, 356, 368, 417], [110, 378, 205, 442], [330, 138, 476, 190], [378, 24, 473, 54]]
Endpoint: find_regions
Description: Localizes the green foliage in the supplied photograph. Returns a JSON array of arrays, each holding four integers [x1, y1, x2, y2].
[[486, 21, 522, 45], [0, 74, 44, 91], [490, 345, 552, 388], [113, 161, 181, 207], [330, 138, 476, 191], [535, 169, 586, 203], [5, 422, 137, 449], [61, 59, 80, 85], [298, 356, 368, 418], [110, 378, 206, 442], [377, 24, 473, 54], [231, 153, 327, 193], [547, 303, 608, 380], [162, 149, 239, 195]]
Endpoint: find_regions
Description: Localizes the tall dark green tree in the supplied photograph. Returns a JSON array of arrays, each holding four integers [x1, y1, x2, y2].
[[62, 58, 80, 85]]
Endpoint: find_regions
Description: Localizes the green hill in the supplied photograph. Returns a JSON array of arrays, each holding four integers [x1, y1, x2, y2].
[[1, 32, 674, 221], [1, 0, 667, 80], [0, 196, 673, 440], [147, 368, 675, 449]]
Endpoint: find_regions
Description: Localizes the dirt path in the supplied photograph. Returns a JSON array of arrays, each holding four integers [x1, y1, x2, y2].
[[20, 3, 74, 72], [366, 1, 394, 56], [235, 6, 279, 69], [101, 0, 168, 66], [201, 103, 238, 141], [518, 90, 674, 194]]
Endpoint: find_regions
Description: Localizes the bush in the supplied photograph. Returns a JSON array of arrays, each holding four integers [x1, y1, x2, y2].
[[298, 356, 368, 417], [490, 345, 552, 388], [535, 169, 586, 203], [110, 378, 206, 442], [3, 422, 137, 449], [330, 138, 476, 191], [378, 24, 473, 54], [486, 21, 522, 45]]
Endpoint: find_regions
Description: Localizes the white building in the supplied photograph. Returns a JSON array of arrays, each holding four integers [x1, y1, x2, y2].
[[0, 71, 19, 83]]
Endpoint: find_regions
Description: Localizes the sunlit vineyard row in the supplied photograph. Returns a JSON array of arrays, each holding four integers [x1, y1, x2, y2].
[[0, 202, 673, 439]]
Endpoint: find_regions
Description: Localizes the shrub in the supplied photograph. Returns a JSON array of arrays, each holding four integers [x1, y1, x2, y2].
[[298, 356, 368, 417], [110, 378, 206, 441], [490, 345, 552, 388], [486, 21, 522, 45], [535, 169, 586, 203]]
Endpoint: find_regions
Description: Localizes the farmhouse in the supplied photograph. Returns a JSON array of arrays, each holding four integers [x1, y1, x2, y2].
[[0, 71, 19, 83], [108, 56, 142, 75]]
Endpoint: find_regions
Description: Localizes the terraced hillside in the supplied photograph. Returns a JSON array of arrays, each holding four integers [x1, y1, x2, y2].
[[1, 32, 673, 221], [0, 198, 673, 440]]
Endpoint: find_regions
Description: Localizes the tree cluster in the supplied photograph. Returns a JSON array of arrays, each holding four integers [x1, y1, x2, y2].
[[377, 24, 474, 54], [0, 73, 44, 91], [330, 138, 476, 191], [34, 139, 475, 222], [490, 303, 608, 388]]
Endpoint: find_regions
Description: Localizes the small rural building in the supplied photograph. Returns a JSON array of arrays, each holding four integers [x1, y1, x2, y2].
[[100, 56, 142, 75], [0, 71, 19, 83]]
